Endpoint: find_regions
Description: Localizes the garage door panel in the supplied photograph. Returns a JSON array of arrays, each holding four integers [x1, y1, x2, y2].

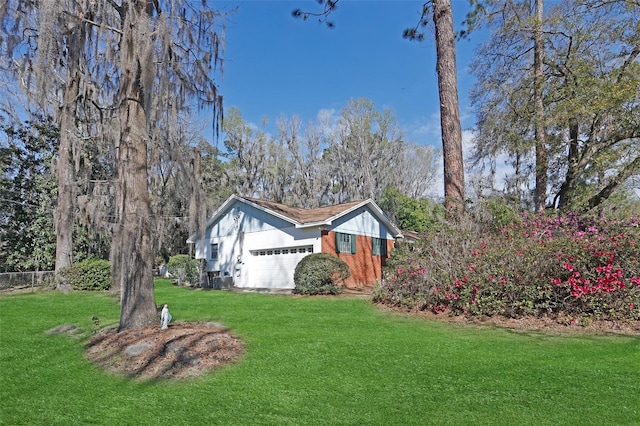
[[244, 246, 313, 289]]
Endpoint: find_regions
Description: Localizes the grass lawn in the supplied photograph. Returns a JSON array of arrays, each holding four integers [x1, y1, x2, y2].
[[1, 279, 639, 425]]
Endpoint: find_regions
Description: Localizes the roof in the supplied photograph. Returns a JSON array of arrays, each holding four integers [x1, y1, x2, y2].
[[187, 194, 403, 243], [239, 196, 365, 224]]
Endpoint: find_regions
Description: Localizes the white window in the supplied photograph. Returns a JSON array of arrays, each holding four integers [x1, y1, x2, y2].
[[211, 243, 219, 260], [249, 246, 313, 256]]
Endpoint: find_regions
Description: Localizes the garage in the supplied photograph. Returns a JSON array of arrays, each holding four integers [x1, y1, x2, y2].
[[242, 245, 314, 289]]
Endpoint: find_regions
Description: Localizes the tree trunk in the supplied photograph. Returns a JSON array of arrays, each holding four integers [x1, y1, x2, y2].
[[54, 77, 76, 291], [113, 1, 157, 331], [533, 0, 547, 213], [54, 18, 86, 291], [188, 148, 204, 253], [556, 119, 579, 209], [586, 154, 640, 211], [433, 0, 465, 221]]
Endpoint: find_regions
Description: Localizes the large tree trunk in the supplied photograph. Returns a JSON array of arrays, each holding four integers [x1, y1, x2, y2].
[[54, 76, 77, 291], [113, 0, 157, 331], [54, 17, 86, 291], [433, 0, 465, 221], [533, 0, 547, 213]]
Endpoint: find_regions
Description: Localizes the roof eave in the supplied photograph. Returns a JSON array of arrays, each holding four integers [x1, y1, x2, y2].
[[295, 220, 331, 229]]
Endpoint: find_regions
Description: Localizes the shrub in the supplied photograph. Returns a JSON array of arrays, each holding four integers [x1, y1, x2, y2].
[[293, 253, 350, 295], [166, 254, 200, 286], [59, 258, 111, 291], [374, 213, 640, 322]]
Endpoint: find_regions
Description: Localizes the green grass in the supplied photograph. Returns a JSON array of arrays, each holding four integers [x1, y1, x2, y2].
[[1, 280, 639, 425]]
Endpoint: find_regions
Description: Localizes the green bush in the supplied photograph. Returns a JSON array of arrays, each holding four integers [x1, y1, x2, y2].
[[59, 258, 111, 291], [166, 254, 200, 286], [293, 253, 350, 295]]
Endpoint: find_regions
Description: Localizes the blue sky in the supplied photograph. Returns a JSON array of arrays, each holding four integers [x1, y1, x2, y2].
[[214, 0, 484, 149]]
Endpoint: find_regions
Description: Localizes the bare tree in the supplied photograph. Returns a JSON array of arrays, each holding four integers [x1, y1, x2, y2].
[[324, 98, 406, 203], [277, 114, 332, 208], [294, 0, 466, 220], [223, 107, 268, 198], [224, 101, 439, 208]]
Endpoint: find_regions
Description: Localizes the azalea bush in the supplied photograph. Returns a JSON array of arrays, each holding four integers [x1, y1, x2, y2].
[[374, 213, 640, 322]]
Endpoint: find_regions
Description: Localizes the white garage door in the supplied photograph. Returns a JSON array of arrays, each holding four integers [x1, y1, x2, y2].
[[244, 246, 314, 289]]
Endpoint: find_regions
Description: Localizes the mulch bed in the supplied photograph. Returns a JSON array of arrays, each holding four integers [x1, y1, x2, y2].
[[85, 322, 244, 380]]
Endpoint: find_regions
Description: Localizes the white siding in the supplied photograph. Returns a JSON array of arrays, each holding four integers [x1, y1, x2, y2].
[[203, 235, 241, 277], [193, 198, 396, 290], [330, 206, 395, 239], [237, 227, 321, 289], [194, 201, 295, 260], [195, 199, 322, 289]]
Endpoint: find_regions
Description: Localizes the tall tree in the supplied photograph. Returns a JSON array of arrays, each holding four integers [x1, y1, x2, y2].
[[0, 117, 58, 272], [111, 0, 226, 330], [532, 0, 546, 212], [2, 0, 97, 288], [110, 0, 157, 329], [431, 0, 465, 220], [469, 0, 639, 212], [223, 107, 268, 198], [324, 98, 408, 203], [276, 114, 331, 208], [2, 0, 227, 329], [294, 0, 466, 220]]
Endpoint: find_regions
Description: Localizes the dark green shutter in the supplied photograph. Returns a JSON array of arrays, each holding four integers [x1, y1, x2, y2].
[[335, 232, 341, 253], [350, 234, 356, 254]]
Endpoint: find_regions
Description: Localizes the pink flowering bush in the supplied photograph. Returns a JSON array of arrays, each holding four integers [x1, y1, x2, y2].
[[374, 213, 640, 322]]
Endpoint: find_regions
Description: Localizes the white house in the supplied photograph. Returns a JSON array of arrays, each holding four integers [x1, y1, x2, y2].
[[187, 195, 403, 291]]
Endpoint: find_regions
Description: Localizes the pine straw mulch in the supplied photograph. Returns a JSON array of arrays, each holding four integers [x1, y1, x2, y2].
[[376, 305, 640, 337], [85, 322, 244, 381]]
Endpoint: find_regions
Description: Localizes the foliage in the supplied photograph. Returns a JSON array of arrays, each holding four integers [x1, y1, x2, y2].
[[222, 101, 439, 208], [378, 188, 445, 232], [375, 212, 640, 322], [59, 258, 111, 291], [293, 253, 350, 295], [470, 197, 522, 232], [469, 0, 640, 211], [0, 117, 57, 272], [166, 254, 200, 286]]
